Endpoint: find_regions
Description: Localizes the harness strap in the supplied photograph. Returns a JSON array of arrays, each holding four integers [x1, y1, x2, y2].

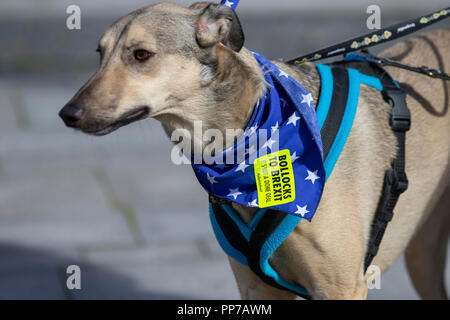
[[358, 51, 450, 81], [316, 64, 372, 180], [339, 56, 410, 271], [320, 66, 349, 160], [209, 194, 311, 299], [210, 198, 250, 259], [247, 209, 292, 292], [364, 82, 410, 271]]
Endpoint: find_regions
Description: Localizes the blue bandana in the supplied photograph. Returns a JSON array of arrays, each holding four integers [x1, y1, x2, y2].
[[221, 0, 239, 10], [192, 52, 325, 221]]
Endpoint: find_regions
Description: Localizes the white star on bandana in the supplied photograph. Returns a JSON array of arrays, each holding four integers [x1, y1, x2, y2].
[[223, 0, 234, 8], [279, 69, 289, 78], [248, 199, 258, 207], [228, 188, 243, 200], [236, 161, 249, 173], [295, 205, 309, 217], [291, 151, 300, 163], [301, 93, 314, 108], [305, 169, 320, 184], [206, 172, 218, 184], [287, 112, 300, 126], [271, 121, 279, 133]]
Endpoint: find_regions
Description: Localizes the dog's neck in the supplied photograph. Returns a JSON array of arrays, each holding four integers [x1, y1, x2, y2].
[[212, 46, 266, 140]]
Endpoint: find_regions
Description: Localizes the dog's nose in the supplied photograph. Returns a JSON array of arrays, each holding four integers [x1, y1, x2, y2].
[[59, 103, 85, 127]]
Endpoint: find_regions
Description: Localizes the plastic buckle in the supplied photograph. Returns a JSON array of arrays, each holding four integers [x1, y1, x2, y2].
[[383, 88, 411, 132], [394, 171, 408, 194], [387, 169, 408, 194]]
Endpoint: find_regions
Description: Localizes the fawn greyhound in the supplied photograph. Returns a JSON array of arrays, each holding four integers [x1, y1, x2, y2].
[[59, 2, 450, 299]]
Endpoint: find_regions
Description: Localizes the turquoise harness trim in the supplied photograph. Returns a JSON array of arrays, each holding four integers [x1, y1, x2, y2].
[[209, 203, 249, 266], [359, 72, 383, 91], [258, 214, 308, 295], [322, 68, 360, 180], [210, 201, 309, 294], [221, 203, 253, 241], [316, 65, 383, 180], [210, 59, 389, 297]]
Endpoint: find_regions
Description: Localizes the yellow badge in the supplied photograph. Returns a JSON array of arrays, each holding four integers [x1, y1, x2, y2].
[[254, 149, 296, 208]]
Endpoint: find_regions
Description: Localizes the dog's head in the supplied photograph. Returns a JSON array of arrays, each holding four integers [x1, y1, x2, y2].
[[59, 2, 246, 136]]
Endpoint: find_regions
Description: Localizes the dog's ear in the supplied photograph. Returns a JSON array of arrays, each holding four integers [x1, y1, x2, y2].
[[192, 2, 244, 52]]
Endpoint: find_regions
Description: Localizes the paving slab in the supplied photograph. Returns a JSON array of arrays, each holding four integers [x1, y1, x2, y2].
[[0, 269, 66, 300], [0, 165, 135, 249], [72, 255, 240, 299]]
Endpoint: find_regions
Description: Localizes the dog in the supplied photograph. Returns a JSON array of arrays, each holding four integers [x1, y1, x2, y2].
[[59, 2, 450, 299]]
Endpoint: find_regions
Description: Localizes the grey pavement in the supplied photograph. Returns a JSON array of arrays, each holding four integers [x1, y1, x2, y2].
[[0, 2, 448, 300]]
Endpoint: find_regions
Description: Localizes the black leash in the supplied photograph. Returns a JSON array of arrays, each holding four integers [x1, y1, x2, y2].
[[358, 51, 450, 80], [287, 7, 449, 65]]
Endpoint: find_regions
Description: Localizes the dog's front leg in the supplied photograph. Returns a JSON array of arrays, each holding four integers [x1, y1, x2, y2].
[[228, 256, 368, 300], [228, 258, 297, 300], [273, 216, 370, 300], [226, 204, 369, 300]]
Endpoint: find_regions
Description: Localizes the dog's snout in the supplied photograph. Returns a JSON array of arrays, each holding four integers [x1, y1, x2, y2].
[[59, 104, 85, 127]]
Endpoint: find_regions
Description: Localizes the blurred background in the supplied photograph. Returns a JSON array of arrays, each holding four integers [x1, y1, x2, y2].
[[0, 0, 448, 299]]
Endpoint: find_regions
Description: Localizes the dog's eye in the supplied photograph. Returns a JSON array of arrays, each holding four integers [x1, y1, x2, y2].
[[134, 49, 152, 62]]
